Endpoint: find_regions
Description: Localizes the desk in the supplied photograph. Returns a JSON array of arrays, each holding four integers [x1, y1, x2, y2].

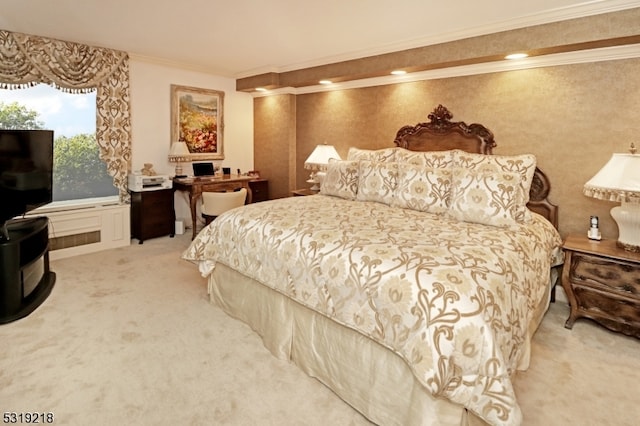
[[173, 175, 254, 239]]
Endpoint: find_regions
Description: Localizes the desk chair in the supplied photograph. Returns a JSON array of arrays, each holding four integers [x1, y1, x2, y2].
[[201, 188, 248, 226]]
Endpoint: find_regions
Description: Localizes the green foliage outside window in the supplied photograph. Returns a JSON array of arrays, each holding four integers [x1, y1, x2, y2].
[[0, 101, 45, 130], [52, 134, 116, 201]]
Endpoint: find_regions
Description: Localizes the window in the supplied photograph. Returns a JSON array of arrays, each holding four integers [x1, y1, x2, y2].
[[0, 84, 117, 203]]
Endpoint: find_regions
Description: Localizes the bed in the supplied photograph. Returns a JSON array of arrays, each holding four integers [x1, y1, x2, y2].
[[182, 105, 563, 426]]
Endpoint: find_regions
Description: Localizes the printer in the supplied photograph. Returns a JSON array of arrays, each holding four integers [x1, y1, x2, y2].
[[128, 173, 172, 191]]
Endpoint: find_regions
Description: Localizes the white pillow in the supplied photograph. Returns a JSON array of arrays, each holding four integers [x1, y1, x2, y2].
[[356, 160, 399, 205], [452, 150, 537, 203], [346, 147, 398, 162], [393, 164, 452, 214], [448, 167, 531, 227], [319, 159, 359, 200], [395, 148, 456, 168]]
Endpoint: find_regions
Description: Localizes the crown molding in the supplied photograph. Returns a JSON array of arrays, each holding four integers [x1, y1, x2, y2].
[[239, 0, 640, 79], [251, 43, 640, 97]]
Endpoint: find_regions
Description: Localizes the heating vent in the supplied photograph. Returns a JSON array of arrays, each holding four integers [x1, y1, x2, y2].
[[49, 231, 101, 251], [27, 200, 130, 260]]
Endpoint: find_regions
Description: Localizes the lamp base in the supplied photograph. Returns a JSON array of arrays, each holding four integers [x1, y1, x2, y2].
[[611, 201, 640, 252], [307, 173, 319, 191], [174, 163, 185, 178]]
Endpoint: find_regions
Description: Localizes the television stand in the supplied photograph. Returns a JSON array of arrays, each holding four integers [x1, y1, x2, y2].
[[0, 217, 56, 324]]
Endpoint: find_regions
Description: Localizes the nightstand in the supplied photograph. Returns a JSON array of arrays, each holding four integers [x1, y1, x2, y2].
[[130, 188, 175, 244], [292, 188, 318, 196], [561, 234, 640, 338], [249, 179, 269, 202]]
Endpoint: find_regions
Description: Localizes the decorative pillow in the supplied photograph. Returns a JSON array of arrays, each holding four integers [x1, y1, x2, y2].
[[346, 147, 398, 162], [448, 167, 531, 227], [395, 148, 455, 168], [319, 159, 359, 200], [452, 150, 537, 203], [393, 165, 453, 214], [356, 160, 399, 205]]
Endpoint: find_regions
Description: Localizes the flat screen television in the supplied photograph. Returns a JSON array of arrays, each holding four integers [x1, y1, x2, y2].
[[0, 130, 54, 237]]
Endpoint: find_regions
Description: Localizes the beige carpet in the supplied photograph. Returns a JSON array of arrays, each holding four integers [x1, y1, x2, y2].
[[1, 233, 638, 426]]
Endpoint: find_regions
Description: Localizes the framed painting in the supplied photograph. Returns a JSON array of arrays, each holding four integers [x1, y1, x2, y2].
[[170, 84, 225, 160]]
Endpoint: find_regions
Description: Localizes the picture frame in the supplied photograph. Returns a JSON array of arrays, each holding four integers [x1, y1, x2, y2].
[[170, 84, 225, 160]]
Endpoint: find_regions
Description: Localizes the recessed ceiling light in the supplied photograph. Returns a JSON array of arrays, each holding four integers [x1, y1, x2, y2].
[[505, 53, 529, 60], [391, 70, 407, 75], [255, 87, 267, 92], [319, 80, 332, 85]]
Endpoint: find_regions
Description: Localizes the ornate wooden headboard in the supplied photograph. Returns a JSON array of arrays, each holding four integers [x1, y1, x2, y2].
[[393, 105, 558, 228]]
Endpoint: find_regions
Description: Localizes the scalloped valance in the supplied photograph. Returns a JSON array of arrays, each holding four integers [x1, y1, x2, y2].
[[0, 29, 132, 202]]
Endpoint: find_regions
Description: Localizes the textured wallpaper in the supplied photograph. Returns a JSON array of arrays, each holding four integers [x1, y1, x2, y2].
[[256, 58, 640, 239]]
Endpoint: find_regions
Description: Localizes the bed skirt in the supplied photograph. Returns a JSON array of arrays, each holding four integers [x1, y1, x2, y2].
[[206, 262, 550, 426]]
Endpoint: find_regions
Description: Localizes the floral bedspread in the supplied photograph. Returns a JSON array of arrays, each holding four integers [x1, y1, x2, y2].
[[182, 195, 563, 425]]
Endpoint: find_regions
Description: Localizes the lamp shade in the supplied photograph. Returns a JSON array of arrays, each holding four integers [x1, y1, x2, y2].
[[584, 152, 640, 252], [168, 141, 190, 162], [583, 153, 640, 202], [304, 144, 341, 171]]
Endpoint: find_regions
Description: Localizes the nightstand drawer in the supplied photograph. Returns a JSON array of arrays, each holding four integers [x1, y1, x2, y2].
[[143, 213, 171, 228], [571, 252, 640, 296], [573, 285, 640, 332], [142, 191, 173, 210]]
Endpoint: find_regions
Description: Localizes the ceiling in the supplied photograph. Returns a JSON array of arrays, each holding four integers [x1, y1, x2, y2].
[[0, 0, 637, 78]]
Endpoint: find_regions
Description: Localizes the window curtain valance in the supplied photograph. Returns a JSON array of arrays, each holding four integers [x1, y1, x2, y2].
[[0, 30, 132, 202]]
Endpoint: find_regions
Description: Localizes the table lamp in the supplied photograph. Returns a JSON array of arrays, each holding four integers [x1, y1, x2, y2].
[[304, 144, 341, 191], [584, 143, 640, 252], [168, 141, 191, 178]]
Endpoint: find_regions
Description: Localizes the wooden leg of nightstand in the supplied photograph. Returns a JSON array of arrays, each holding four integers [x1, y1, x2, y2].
[[560, 250, 579, 330], [564, 316, 576, 329]]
